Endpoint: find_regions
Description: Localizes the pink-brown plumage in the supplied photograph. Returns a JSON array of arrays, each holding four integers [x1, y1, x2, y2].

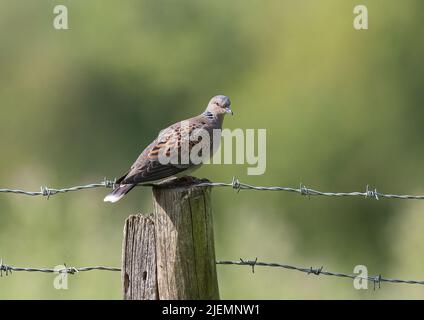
[[104, 95, 232, 203]]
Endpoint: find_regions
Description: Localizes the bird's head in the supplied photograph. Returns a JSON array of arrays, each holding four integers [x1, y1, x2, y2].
[[206, 95, 233, 116]]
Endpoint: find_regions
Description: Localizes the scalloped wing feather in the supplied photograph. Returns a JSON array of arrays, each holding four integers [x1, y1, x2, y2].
[[120, 116, 210, 184]]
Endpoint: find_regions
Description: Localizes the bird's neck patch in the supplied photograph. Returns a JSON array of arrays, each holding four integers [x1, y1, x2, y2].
[[203, 111, 214, 120]]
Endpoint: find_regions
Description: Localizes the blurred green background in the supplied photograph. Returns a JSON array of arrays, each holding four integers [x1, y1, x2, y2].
[[1, 0, 424, 299]]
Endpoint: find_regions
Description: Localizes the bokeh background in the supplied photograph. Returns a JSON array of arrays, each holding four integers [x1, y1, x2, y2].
[[1, 0, 424, 299]]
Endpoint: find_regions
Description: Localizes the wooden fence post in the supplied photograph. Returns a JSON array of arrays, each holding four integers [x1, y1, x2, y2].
[[121, 177, 219, 300], [121, 213, 157, 299]]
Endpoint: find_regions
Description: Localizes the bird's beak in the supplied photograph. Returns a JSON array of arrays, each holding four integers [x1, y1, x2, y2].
[[226, 107, 233, 115]]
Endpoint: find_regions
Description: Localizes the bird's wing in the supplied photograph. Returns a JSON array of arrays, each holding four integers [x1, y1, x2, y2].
[[120, 116, 209, 184]]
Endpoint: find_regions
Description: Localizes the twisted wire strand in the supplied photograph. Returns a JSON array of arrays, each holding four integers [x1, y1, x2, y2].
[[2, 258, 424, 288], [1, 177, 424, 200], [0, 259, 120, 276], [0, 179, 116, 199], [198, 177, 424, 200], [216, 259, 424, 287]]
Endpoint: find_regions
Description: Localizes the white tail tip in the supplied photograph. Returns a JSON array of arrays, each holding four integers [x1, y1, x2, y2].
[[103, 193, 124, 203]]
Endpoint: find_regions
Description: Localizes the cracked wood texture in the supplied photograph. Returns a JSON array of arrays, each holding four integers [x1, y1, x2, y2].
[[122, 213, 157, 299], [121, 177, 219, 300]]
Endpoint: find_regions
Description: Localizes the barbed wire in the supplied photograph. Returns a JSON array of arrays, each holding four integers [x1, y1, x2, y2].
[[0, 259, 120, 276], [3, 178, 424, 291], [198, 177, 424, 200], [216, 259, 424, 288], [1, 177, 424, 200], [2, 258, 424, 288], [0, 178, 116, 199]]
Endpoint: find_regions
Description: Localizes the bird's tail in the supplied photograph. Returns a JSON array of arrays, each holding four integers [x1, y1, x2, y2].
[[103, 184, 136, 203]]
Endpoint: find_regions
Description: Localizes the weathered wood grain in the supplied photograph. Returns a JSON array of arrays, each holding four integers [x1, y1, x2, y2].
[[122, 213, 157, 300], [121, 177, 219, 300]]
